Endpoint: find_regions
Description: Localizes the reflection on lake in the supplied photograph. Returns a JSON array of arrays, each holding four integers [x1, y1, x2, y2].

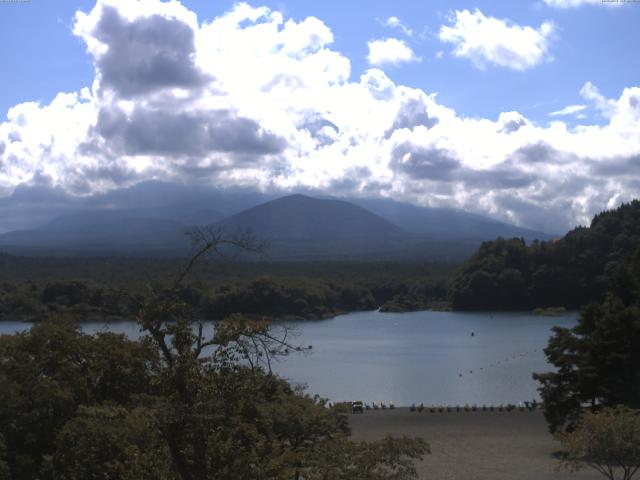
[[0, 309, 577, 406]]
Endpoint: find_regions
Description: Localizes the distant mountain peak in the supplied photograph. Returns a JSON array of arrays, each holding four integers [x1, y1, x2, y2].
[[0, 191, 556, 260], [279, 193, 312, 200], [216, 194, 408, 241]]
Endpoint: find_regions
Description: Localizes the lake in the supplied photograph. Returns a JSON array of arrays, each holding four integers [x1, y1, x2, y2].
[[0, 309, 577, 406]]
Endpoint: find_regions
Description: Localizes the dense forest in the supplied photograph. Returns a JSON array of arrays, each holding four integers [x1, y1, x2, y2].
[[449, 200, 640, 311], [2, 201, 639, 321], [0, 256, 453, 321], [533, 233, 640, 432], [0, 231, 428, 479]]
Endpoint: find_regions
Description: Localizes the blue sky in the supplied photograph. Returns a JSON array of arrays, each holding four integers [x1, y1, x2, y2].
[[2, 0, 638, 123], [0, 0, 639, 233]]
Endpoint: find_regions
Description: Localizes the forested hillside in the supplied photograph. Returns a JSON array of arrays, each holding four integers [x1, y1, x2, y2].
[[0, 257, 453, 321], [449, 200, 640, 310]]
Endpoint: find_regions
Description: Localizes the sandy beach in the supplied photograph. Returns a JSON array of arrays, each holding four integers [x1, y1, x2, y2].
[[349, 409, 601, 480]]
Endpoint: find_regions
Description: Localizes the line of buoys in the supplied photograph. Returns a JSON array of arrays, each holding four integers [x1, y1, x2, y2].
[[457, 349, 542, 378], [338, 400, 541, 413], [365, 401, 395, 411], [409, 401, 540, 413]]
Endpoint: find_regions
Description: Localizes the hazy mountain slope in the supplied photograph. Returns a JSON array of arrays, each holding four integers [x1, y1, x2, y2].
[[218, 194, 407, 240], [0, 192, 555, 259], [0, 194, 412, 257], [42, 205, 224, 230], [349, 197, 556, 241], [0, 180, 273, 233], [215, 194, 417, 259], [0, 217, 190, 252]]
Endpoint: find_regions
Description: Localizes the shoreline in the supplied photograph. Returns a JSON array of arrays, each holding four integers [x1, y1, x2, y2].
[[0, 306, 581, 324], [349, 408, 600, 480]]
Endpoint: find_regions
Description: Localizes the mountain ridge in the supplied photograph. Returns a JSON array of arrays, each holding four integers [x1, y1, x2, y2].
[[217, 194, 409, 240], [0, 193, 555, 260]]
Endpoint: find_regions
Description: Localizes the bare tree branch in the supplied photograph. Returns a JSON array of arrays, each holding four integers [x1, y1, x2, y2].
[[174, 226, 267, 288]]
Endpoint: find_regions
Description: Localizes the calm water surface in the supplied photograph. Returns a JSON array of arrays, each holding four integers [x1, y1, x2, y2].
[[0, 310, 577, 406]]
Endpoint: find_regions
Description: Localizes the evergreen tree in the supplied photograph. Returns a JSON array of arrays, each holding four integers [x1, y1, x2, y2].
[[450, 201, 640, 311], [534, 256, 640, 432]]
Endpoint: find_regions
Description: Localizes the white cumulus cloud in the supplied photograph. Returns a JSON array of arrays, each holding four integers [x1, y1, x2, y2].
[[549, 104, 587, 116], [380, 16, 413, 36], [367, 38, 418, 67], [580, 81, 618, 117], [439, 9, 555, 70], [0, 0, 639, 233]]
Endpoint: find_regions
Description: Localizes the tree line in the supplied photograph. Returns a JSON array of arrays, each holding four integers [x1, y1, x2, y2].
[[449, 200, 640, 311], [533, 243, 640, 432], [0, 231, 428, 480], [0, 272, 451, 322]]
